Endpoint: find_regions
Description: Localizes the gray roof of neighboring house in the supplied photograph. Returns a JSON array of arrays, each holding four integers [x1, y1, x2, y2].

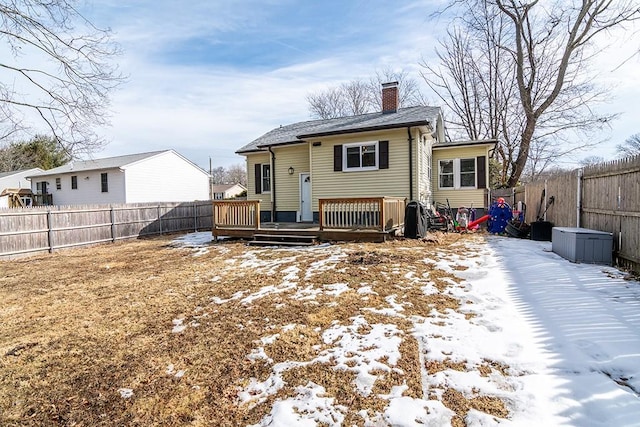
[[236, 106, 441, 154], [433, 139, 498, 149], [26, 150, 171, 177], [0, 168, 43, 178], [211, 184, 246, 193]]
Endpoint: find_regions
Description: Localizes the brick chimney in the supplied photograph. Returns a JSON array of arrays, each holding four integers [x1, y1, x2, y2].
[[381, 81, 399, 114]]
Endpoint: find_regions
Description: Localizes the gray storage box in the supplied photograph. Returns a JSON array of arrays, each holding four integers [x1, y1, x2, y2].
[[552, 227, 613, 265]]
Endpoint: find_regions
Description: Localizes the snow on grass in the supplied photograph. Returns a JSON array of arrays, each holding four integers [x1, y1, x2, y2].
[[250, 382, 347, 427], [171, 318, 186, 333], [317, 316, 404, 396], [117, 388, 134, 399], [170, 231, 213, 256], [171, 232, 640, 426]]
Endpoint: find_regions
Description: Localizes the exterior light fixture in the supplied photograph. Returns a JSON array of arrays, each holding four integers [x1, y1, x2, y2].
[[288, 166, 294, 175]]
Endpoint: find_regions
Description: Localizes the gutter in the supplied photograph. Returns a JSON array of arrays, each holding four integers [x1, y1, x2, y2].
[[298, 120, 429, 139], [407, 127, 413, 200], [268, 146, 276, 221]]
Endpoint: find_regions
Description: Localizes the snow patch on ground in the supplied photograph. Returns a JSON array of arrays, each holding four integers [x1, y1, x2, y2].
[[170, 232, 640, 426]]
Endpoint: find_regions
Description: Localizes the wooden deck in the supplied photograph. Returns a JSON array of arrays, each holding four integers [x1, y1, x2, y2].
[[213, 222, 398, 243], [212, 197, 406, 244]]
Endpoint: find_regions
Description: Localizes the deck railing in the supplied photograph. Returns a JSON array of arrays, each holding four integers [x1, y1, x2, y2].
[[319, 197, 406, 231], [212, 200, 260, 230]]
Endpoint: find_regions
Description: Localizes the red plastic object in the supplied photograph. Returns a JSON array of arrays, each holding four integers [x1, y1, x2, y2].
[[467, 214, 490, 229]]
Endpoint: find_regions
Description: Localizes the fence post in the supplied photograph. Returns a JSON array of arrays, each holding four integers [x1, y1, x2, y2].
[[194, 201, 198, 232], [46, 209, 53, 253], [110, 205, 116, 242], [158, 205, 162, 235]]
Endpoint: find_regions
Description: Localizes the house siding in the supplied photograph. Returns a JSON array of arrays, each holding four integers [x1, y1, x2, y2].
[[123, 151, 209, 202], [0, 169, 43, 191], [310, 129, 414, 211], [32, 168, 127, 205], [246, 152, 272, 212], [271, 144, 310, 213], [432, 145, 492, 209], [416, 130, 434, 206]]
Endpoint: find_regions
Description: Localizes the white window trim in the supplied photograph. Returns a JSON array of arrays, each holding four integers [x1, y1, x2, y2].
[[438, 159, 455, 189], [459, 157, 477, 189], [343, 141, 379, 172], [261, 163, 271, 194], [438, 158, 477, 190]]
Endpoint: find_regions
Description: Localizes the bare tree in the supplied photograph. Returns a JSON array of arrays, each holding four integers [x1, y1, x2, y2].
[[579, 155, 606, 167], [1, 0, 124, 156], [424, 0, 638, 186], [210, 166, 226, 185], [225, 163, 247, 187], [368, 68, 428, 110], [616, 133, 640, 157], [209, 164, 247, 186], [307, 86, 348, 120], [307, 69, 426, 120]]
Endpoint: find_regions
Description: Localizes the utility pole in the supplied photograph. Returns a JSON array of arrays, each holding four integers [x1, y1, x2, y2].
[[209, 157, 213, 200]]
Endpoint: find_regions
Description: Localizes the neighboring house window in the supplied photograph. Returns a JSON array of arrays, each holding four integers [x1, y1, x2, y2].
[[439, 160, 454, 188], [101, 173, 108, 192], [214, 192, 224, 200], [333, 141, 389, 172], [71, 175, 78, 189], [439, 158, 477, 189], [55, 178, 61, 190], [36, 181, 48, 194]]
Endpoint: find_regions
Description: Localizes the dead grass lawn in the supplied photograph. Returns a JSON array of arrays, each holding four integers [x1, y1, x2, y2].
[[0, 232, 509, 426]]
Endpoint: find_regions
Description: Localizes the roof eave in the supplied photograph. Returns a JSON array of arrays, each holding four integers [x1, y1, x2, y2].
[[297, 120, 430, 139], [432, 140, 498, 149]]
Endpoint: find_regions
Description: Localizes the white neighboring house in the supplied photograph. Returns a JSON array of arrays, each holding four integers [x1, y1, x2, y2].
[[0, 168, 43, 208], [211, 183, 247, 200], [26, 150, 210, 205], [0, 168, 43, 191]]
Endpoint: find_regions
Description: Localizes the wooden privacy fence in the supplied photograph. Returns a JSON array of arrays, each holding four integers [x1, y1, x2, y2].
[[318, 197, 406, 231], [0, 201, 213, 258], [505, 155, 640, 273]]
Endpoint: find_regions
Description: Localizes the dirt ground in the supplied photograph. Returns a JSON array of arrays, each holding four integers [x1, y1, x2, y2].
[[0, 232, 508, 426]]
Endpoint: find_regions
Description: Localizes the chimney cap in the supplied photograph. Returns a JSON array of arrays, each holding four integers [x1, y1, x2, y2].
[[382, 81, 399, 88]]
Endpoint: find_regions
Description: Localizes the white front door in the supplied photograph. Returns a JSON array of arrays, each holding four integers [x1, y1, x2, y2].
[[300, 173, 312, 222]]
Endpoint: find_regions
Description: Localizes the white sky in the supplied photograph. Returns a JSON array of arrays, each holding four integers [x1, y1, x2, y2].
[[169, 232, 640, 425]]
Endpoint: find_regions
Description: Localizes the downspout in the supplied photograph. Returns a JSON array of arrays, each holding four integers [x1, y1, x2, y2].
[[268, 147, 276, 221], [407, 127, 414, 200]]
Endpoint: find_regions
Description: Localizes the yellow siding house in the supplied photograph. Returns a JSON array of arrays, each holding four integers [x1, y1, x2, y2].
[[236, 82, 495, 223]]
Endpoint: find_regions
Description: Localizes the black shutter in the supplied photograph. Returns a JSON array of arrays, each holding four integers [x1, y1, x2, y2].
[[334, 145, 343, 171], [254, 163, 262, 194], [379, 140, 389, 169], [476, 156, 486, 189]]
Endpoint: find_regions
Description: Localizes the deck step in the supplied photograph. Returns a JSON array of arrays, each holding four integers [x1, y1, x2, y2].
[[248, 240, 315, 247], [253, 234, 316, 240], [249, 233, 317, 247]]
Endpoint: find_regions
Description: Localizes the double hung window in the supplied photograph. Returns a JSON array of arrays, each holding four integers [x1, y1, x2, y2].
[[438, 158, 476, 189], [344, 141, 378, 171]]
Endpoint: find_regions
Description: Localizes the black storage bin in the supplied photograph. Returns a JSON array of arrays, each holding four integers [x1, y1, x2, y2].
[[530, 221, 553, 241], [404, 201, 428, 239]]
